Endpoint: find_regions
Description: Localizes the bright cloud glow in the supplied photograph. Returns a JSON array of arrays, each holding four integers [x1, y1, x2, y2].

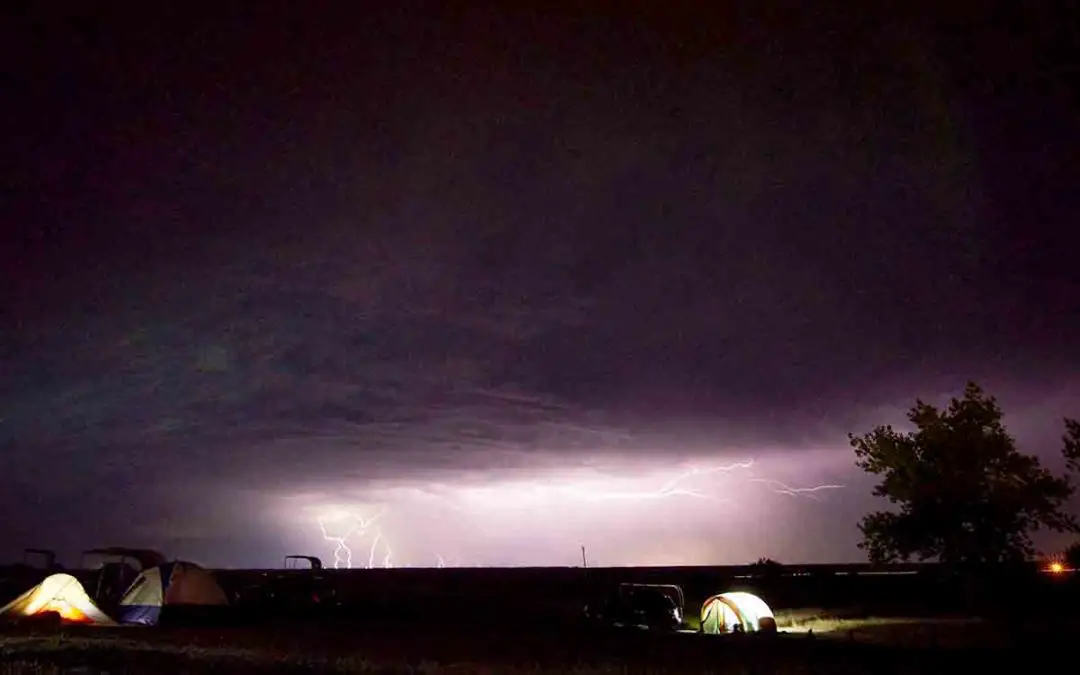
[[263, 451, 850, 568]]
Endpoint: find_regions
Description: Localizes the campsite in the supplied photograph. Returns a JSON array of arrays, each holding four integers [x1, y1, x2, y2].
[[1, 549, 1078, 673]]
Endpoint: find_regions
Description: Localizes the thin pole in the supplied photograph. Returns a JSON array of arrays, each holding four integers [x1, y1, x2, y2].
[[581, 545, 588, 569]]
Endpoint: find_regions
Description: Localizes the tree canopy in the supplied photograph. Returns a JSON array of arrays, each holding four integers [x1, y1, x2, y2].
[[851, 382, 1080, 567], [1066, 541, 1080, 570]]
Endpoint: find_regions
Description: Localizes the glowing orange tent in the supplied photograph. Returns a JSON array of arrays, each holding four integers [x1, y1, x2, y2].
[[0, 573, 115, 624], [700, 591, 777, 634]]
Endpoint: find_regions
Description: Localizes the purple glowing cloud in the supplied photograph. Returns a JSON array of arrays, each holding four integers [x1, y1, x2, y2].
[[2, 4, 1078, 569]]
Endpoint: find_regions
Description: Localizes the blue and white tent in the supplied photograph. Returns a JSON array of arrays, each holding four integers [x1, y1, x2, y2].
[[116, 561, 228, 625]]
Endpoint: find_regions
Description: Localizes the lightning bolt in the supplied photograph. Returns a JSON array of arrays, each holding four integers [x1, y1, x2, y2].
[[748, 478, 845, 500], [315, 459, 844, 565], [367, 529, 381, 569], [584, 460, 755, 502], [583, 459, 843, 505], [367, 527, 394, 569], [317, 517, 354, 569], [317, 509, 383, 569], [655, 459, 756, 498]]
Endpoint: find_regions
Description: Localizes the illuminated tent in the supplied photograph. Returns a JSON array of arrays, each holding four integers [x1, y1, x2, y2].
[[116, 561, 229, 625], [0, 573, 115, 624], [700, 592, 776, 634]]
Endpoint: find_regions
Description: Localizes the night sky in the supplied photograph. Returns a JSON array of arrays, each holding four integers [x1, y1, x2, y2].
[[2, 3, 1078, 568]]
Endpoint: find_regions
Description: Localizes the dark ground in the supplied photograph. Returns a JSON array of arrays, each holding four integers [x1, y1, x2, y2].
[[0, 620, 1075, 674], [1, 565, 1077, 673]]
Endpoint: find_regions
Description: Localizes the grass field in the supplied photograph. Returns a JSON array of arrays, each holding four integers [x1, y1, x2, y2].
[[2, 565, 1077, 673], [1, 612, 1076, 675]]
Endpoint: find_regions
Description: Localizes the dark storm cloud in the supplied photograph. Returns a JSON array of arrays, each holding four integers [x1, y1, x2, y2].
[[0, 247, 632, 481], [2, 4, 1078, 564]]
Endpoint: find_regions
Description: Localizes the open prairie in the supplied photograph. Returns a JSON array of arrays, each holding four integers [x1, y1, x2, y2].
[[2, 564, 1077, 673], [0, 617, 1075, 674]]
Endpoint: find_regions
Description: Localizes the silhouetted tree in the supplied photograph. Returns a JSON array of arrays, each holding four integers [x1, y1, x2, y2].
[[749, 557, 784, 578], [1064, 417, 1080, 475], [1063, 420, 1080, 570], [1064, 542, 1080, 569], [851, 382, 1080, 567]]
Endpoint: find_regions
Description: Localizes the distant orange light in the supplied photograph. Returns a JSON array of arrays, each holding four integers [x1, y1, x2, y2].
[[1049, 561, 1065, 574]]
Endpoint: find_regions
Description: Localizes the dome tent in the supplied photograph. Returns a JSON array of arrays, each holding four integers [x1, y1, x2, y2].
[[700, 591, 776, 634], [0, 573, 114, 624], [117, 561, 228, 625], [81, 547, 167, 609]]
